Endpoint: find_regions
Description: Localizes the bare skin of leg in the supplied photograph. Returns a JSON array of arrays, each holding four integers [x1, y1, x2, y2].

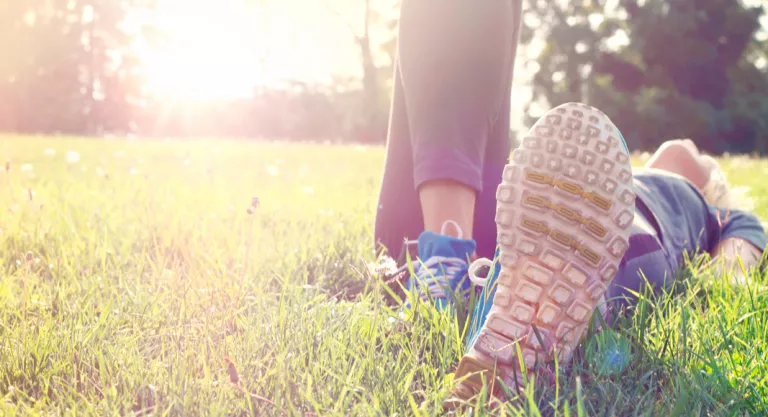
[[419, 180, 476, 239], [645, 139, 763, 271]]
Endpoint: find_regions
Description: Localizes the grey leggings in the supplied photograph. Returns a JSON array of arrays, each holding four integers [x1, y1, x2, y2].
[[374, 0, 523, 260]]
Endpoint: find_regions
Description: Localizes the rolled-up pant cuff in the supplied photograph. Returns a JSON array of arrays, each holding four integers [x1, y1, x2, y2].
[[413, 148, 483, 193]]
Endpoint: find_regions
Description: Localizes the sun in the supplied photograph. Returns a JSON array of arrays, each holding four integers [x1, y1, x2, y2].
[[138, 0, 275, 100]]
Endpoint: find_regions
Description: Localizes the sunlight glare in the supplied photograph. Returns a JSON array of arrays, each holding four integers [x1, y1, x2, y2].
[[140, 0, 272, 99], [137, 0, 374, 100]]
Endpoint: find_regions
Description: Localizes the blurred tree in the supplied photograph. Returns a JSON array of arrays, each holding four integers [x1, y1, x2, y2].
[[324, 0, 394, 143], [0, 0, 153, 135], [521, 0, 767, 154]]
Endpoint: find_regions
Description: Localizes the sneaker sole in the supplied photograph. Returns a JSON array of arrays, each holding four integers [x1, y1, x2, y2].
[[454, 102, 635, 399]]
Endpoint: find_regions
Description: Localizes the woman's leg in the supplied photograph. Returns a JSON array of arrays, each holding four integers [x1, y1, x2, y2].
[[473, 88, 513, 260], [374, 64, 423, 261], [374, 0, 520, 260]]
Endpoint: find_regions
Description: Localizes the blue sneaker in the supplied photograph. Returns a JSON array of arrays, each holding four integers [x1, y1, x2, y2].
[[453, 103, 636, 399], [405, 220, 477, 310]]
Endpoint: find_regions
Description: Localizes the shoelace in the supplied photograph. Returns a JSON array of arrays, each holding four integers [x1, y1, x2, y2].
[[412, 256, 468, 300]]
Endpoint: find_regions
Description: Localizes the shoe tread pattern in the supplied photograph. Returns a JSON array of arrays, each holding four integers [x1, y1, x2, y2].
[[455, 102, 635, 398]]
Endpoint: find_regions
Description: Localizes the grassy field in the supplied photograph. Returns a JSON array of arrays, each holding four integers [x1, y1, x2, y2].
[[1, 137, 768, 416]]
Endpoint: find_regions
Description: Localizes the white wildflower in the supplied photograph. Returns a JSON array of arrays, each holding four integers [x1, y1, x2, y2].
[[367, 257, 398, 276]]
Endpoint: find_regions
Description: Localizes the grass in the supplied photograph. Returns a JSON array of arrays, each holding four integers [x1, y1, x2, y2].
[[1, 136, 768, 416]]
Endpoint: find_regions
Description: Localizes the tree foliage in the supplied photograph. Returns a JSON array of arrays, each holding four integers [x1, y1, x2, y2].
[[522, 0, 767, 153], [0, 0, 151, 134]]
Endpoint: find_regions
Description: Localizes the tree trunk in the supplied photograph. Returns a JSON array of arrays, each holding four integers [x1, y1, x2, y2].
[[358, 0, 381, 143]]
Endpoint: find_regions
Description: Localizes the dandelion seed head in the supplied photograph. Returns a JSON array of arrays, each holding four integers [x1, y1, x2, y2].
[[44, 148, 56, 157], [267, 165, 279, 176], [20, 164, 33, 173]]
